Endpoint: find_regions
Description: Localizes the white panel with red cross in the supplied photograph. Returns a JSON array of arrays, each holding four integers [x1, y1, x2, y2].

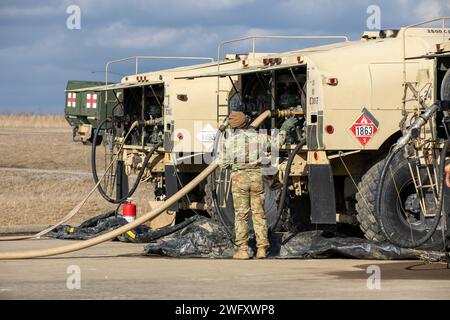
[[67, 93, 76, 107], [86, 93, 97, 109]]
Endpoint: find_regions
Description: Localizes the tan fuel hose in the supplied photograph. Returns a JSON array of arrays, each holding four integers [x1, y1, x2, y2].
[[0, 160, 219, 259], [0, 112, 270, 259], [0, 121, 139, 241], [249, 110, 271, 129]]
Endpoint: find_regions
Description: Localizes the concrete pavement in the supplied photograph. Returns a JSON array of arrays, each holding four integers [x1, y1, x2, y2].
[[0, 239, 449, 299]]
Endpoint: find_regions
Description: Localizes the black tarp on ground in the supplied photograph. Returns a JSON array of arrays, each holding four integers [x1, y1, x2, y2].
[[143, 216, 447, 260], [49, 212, 447, 260], [49, 211, 198, 243]]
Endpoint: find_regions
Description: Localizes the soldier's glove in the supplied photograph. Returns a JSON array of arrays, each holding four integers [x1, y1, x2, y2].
[[280, 117, 298, 132]]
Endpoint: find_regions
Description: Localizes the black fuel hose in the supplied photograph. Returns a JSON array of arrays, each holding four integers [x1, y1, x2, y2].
[[91, 118, 162, 204], [376, 139, 450, 248], [273, 138, 306, 230]]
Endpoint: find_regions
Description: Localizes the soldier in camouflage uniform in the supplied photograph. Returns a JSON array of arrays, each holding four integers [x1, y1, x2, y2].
[[220, 112, 293, 259]]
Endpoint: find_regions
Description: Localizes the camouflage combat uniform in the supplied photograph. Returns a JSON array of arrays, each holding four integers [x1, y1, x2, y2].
[[220, 129, 285, 249], [231, 169, 268, 249]]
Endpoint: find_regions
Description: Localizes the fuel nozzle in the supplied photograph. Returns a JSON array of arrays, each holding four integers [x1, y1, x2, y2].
[[394, 102, 440, 152], [276, 108, 304, 118], [137, 118, 164, 128]]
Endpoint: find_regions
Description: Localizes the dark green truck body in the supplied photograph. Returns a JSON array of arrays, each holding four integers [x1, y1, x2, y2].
[[64, 80, 120, 141]]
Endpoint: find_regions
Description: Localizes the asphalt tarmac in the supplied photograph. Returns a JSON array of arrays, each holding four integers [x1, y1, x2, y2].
[[0, 239, 449, 299]]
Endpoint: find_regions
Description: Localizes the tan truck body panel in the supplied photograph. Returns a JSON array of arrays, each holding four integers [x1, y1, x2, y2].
[[111, 26, 449, 157], [243, 27, 449, 151], [118, 55, 269, 153]]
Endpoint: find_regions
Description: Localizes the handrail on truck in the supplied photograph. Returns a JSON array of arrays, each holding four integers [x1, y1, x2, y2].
[[402, 17, 450, 84], [215, 35, 350, 117], [103, 55, 214, 108]]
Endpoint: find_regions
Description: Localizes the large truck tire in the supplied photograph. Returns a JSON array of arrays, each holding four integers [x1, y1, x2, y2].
[[356, 152, 449, 248], [355, 160, 387, 242]]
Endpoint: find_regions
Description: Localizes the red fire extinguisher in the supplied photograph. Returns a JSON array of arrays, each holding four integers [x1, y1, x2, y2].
[[122, 198, 136, 223]]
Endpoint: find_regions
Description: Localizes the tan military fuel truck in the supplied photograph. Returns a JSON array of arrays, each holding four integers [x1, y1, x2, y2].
[[178, 17, 450, 248], [66, 17, 450, 248]]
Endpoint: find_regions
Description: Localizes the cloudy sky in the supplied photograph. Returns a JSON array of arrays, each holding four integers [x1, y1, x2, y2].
[[0, 0, 449, 114]]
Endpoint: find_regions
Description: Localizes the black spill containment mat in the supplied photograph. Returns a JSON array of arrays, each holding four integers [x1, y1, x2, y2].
[[49, 211, 198, 243], [49, 212, 447, 260]]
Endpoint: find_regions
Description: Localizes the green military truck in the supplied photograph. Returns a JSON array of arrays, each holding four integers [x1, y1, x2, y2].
[[64, 80, 121, 144]]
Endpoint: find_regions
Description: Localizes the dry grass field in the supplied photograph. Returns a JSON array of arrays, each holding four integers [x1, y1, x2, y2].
[[0, 114, 155, 226], [0, 114, 67, 129]]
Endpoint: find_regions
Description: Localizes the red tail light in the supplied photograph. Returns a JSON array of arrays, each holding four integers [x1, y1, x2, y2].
[[326, 78, 338, 86], [325, 125, 334, 134], [263, 57, 281, 65]]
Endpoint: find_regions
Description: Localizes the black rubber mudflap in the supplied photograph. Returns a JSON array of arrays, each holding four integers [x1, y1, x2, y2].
[[308, 164, 336, 224]]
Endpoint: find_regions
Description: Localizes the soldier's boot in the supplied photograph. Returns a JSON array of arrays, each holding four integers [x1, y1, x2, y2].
[[233, 247, 250, 260], [256, 248, 267, 259]]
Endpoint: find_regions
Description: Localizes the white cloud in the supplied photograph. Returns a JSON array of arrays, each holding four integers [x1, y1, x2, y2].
[[167, 0, 256, 9], [413, 0, 450, 21], [83, 22, 220, 51], [0, 4, 63, 17], [137, 0, 256, 10], [1, 0, 449, 113]]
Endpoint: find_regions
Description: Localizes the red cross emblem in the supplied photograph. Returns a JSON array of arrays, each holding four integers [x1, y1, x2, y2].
[[350, 110, 378, 146], [67, 93, 76, 107], [86, 93, 97, 109]]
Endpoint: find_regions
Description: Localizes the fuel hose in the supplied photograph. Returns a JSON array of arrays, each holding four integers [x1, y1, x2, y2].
[[273, 138, 306, 230], [0, 113, 272, 259], [0, 121, 140, 242], [91, 119, 162, 204], [0, 160, 220, 259]]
